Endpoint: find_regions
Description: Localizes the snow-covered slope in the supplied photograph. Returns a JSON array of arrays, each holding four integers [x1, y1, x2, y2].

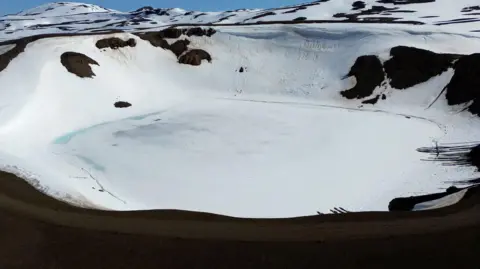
[[2, 0, 480, 40], [1, 1, 480, 218]]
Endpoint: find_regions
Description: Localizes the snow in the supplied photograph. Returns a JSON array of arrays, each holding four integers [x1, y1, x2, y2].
[[0, 1, 480, 217], [413, 188, 471, 211]]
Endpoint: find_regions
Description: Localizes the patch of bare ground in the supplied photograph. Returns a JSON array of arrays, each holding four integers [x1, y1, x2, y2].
[[134, 32, 170, 48], [178, 49, 212, 66], [0, 171, 478, 268], [60, 51, 99, 78], [169, 39, 190, 57], [95, 37, 136, 49]]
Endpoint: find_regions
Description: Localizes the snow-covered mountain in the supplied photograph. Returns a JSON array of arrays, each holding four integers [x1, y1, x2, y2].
[[2, 0, 480, 40], [0, 0, 479, 218]]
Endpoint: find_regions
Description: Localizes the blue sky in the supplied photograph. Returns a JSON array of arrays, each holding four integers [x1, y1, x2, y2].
[[1, 0, 308, 15]]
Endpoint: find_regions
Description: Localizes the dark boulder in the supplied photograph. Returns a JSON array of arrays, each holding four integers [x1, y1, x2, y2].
[[341, 55, 384, 99], [178, 49, 212, 66], [134, 32, 169, 49], [60, 52, 99, 78], [184, 27, 216, 37], [114, 101, 132, 108], [95, 37, 136, 50], [384, 46, 460, 89], [168, 39, 190, 57]]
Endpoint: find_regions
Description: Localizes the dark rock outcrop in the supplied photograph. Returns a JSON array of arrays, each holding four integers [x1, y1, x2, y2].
[[178, 49, 212, 66], [462, 6, 480, 12], [114, 101, 132, 108], [341, 55, 384, 99], [134, 32, 169, 49], [293, 17, 307, 21], [168, 39, 190, 57], [444, 53, 480, 115], [383, 46, 460, 89], [352, 1, 366, 10], [0, 41, 27, 72], [160, 27, 183, 39], [95, 37, 136, 50], [184, 27, 216, 37], [250, 12, 276, 20], [60, 52, 99, 78]]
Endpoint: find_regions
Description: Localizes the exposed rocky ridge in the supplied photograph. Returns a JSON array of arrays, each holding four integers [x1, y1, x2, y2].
[[60, 51, 99, 78], [341, 55, 385, 99], [3, 0, 480, 40], [444, 53, 480, 115], [384, 46, 460, 89], [341, 46, 469, 110], [96, 37, 136, 49], [178, 49, 212, 66], [134, 32, 170, 48], [168, 39, 190, 57], [134, 27, 214, 66]]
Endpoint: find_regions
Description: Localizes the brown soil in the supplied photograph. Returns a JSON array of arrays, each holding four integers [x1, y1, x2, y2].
[[160, 27, 184, 39], [134, 32, 170, 49], [95, 37, 136, 49], [60, 51, 99, 78], [0, 171, 479, 268], [178, 49, 212, 66], [184, 27, 216, 37], [169, 39, 190, 57]]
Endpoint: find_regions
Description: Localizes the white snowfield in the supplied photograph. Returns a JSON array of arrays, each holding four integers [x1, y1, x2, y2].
[[0, 1, 480, 217]]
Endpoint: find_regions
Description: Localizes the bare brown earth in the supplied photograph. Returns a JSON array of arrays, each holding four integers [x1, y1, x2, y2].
[[0, 171, 479, 269], [60, 51, 99, 78]]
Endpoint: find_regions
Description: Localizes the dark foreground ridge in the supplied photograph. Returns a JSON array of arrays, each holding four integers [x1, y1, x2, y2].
[[0, 171, 478, 268], [60, 51, 99, 78]]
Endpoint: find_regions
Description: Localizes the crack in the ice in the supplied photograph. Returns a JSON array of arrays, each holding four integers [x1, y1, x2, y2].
[[218, 97, 447, 134], [81, 168, 126, 204]]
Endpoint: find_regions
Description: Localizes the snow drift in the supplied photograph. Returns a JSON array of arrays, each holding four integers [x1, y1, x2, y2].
[[1, 1, 480, 218]]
